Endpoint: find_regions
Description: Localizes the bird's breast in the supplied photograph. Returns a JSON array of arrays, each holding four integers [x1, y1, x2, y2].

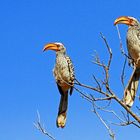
[[53, 55, 73, 88], [127, 28, 140, 62]]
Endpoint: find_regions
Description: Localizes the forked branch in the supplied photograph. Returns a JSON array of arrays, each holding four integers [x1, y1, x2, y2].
[[34, 111, 56, 140], [75, 33, 140, 139]]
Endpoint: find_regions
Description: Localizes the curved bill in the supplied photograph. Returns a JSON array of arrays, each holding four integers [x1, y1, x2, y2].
[[43, 43, 60, 52], [114, 16, 133, 26]]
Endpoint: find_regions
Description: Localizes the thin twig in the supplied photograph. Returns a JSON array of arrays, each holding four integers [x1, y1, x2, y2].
[[116, 25, 126, 57], [114, 96, 140, 123], [100, 32, 112, 69], [121, 57, 127, 88], [91, 96, 113, 101], [75, 33, 140, 128], [111, 121, 140, 128], [92, 103, 115, 140], [73, 86, 93, 103], [116, 25, 133, 63], [101, 109, 125, 123], [34, 111, 56, 140], [92, 74, 102, 91]]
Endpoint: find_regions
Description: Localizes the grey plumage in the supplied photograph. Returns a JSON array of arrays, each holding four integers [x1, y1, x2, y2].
[[53, 46, 74, 128], [114, 16, 140, 107], [43, 42, 74, 128]]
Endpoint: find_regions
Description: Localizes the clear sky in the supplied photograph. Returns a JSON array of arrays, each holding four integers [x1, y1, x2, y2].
[[0, 0, 140, 140]]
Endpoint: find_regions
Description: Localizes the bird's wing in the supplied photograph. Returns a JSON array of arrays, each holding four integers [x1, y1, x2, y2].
[[69, 87, 74, 96], [124, 67, 140, 107], [65, 56, 75, 95], [57, 83, 65, 95]]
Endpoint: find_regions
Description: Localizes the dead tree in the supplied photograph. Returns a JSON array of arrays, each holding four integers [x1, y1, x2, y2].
[[35, 28, 140, 140], [75, 31, 140, 140]]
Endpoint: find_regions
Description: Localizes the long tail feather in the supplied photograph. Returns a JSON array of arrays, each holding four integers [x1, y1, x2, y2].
[[123, 67, 140, 107], [56, 92, 68, 128]]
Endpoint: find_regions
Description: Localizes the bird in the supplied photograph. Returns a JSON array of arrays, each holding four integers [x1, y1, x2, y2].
[[114, 16, 140, 107], [43, 42, 75, 128]]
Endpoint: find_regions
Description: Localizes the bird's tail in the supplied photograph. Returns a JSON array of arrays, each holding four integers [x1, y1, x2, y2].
[[123, 67, 140, 107], [56, 92, 68, 128]]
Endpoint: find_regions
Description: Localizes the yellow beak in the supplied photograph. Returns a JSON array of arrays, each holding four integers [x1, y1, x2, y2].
[[43, 43, 60, 52], [114, 16, 133, 26]]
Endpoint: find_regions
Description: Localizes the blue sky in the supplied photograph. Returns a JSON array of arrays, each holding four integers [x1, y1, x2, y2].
[[0, 0, 140, 140]]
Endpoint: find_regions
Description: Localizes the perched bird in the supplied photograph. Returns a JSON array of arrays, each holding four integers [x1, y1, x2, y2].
[[43, 42, 75, 128], [114, 16, 140, 107]]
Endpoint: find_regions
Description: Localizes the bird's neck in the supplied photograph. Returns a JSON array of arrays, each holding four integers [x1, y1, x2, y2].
[[56, 52, 66, 56]]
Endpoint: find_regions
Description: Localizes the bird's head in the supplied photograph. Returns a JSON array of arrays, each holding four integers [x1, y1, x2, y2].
[[43, 42, 66, 53], [114, 16, 139, 26]]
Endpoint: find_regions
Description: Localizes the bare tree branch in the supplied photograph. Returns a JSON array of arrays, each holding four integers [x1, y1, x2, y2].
[[100, 32, 112, 69], [121, 57, 127, 88], [92, 103, 115, 140], [116, 25, 127, 58], [74, 33, 140, 139], [116, 25, 133, 64], [34, 111, 56, 140], [38, 32, 140, 140], [92, 74, 102, 91]]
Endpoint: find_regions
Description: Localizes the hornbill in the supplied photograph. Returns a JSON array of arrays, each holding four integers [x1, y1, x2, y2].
[[43, 42, 75, 128], [114, 16, 140, 107]]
